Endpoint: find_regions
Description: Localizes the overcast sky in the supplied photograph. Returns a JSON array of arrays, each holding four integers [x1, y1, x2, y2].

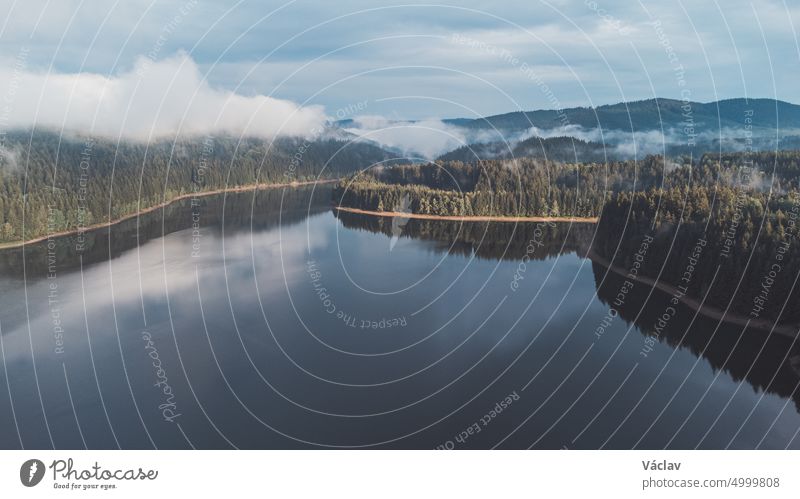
[[0, 0, 797, 133]]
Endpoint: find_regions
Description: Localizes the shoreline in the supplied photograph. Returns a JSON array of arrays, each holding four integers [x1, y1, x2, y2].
[[0, 179, 336, 251], [587, 249, 799, 338], [334, 206, 599, 223]]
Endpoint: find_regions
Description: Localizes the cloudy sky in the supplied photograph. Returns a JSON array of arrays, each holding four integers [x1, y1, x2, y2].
[[0, 0, 797, 140]]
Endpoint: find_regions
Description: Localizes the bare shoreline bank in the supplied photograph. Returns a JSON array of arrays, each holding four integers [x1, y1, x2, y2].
[[0, 179, 336, 251], [334, 206, 599, 223]]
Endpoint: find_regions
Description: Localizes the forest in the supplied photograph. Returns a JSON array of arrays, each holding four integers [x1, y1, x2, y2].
[[334, 156, 663, 218], [336, 150, 800, 325], [4, 127, 800, 324], [0, 130, 391, 243], [593, 258, 800, 411], [335, 150, 800, 219], [0, 184, 331, 278], [437, 135, 611, 163], [595, 183, 800, 324]]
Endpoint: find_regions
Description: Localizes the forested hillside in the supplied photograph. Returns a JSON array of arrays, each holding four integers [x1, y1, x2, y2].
[[334, 156, 666, 218], [0, 130, 391, 243], [335, 150, 800, 324], [0, 185, 331, 278], [437, 135, 609, 163], [457, 98, 800, 132], [336, 151, 800, 219], [596, 183, 800, 324]]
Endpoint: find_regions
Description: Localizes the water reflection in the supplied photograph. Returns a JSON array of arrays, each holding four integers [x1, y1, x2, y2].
[[340, 209, 800, 422], [334, 210, 596, 261], [593, 260, 800, 415], [0, 186, 797, 449], [0, 186, 330, 279]]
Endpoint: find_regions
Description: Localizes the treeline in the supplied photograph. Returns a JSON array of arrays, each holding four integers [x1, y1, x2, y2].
[[335, 150, 800, 219], [0, 185, 330, 279], [439, 134, 800, 165], [438, 135, 610, 163], [596, 184, 800, 324], [335, 155, 677, 218], [0, 130, 391, 243], [336, 150, 800, 324]]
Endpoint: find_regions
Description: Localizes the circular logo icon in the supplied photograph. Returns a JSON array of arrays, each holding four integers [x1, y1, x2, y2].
[[20, 459, 45, 487]]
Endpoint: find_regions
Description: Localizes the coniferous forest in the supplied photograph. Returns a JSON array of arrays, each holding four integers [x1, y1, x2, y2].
[[3, 126, 800, 324], [0, 130, 391, 243], [335, 150, 800, 325]]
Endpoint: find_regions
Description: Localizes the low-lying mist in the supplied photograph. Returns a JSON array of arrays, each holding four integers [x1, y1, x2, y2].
[[343, 117, 800, 161]]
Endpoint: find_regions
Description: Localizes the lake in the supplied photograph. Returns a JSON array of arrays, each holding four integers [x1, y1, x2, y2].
[[0, 185, 798, 449]]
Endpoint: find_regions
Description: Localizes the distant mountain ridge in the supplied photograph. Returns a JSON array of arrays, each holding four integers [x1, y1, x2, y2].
[[452, 98, 800, 132]]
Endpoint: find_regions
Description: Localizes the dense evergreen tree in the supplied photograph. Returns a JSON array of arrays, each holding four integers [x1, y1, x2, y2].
[[596, 183, 800, 324], [0, 130, 392, 242], [336, 150, 800, 324], [335, 155, 678, 218]]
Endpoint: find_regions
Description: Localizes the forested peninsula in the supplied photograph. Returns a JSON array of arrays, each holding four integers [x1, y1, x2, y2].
[[334, 151, 800, 325]]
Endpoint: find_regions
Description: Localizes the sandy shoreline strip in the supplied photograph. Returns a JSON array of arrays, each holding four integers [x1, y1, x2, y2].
[[334, 206, 599, 223], [0, 179, 336, 250]]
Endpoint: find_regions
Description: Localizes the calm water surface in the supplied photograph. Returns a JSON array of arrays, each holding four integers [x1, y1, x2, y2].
[[0, 186, 798, 449]]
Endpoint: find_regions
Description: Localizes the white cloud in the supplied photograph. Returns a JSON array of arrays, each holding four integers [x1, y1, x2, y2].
[[2, 0, 798, 121], [0, 144, 22, 170], [345, 116, 538, 159], [345, 117, 467, 160], [0, 52, 328, 141]]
